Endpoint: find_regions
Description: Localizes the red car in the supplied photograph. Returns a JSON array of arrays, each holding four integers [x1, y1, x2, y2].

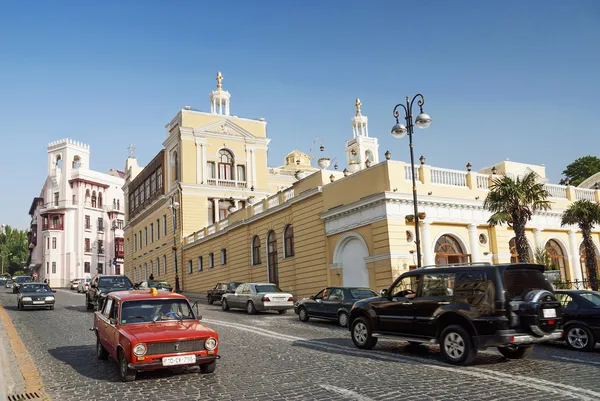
[[93, 288, 219, 381]]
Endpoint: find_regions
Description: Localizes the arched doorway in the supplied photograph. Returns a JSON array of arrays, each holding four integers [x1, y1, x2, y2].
[[509, 237, 534, 263], [334, 233, 370, 287], [267, 231, 279, 285], [435, 234, 469, 265], [546, 239, 567, 280]]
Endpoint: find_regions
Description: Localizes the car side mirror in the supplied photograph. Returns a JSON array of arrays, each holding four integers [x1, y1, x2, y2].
[[380, 289, 388, 297], [109, 318, 116, 325], [310, 296, 315, 300]]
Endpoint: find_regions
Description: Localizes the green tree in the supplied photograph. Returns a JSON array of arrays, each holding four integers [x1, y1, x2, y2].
[[534, 246, 557, 270], [0, 226, 29, 276], [561, 200, 600, 291], [560, 155, 600, 186], [484, 172, 551, 263]]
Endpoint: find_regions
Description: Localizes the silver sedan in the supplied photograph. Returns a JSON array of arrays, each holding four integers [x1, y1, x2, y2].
[[221, 283, 294, 315]]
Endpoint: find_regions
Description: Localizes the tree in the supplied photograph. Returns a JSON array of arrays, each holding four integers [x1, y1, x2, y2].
[[561, 200, 600, 291], [534, 246, 557, 270], [484, 172, 551, 263], [0, 226, 29, 276], [561, 155, 600, 186]]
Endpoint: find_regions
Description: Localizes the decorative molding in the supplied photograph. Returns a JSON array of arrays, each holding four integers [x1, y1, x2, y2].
[[364, 252, 413, 263], [329, 263, 341, 270]]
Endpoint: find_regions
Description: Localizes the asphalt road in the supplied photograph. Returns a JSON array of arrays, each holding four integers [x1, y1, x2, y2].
[[2, 287, 600, 401]]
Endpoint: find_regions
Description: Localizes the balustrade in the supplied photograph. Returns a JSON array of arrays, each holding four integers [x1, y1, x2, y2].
[[430, 168, 468, 187]]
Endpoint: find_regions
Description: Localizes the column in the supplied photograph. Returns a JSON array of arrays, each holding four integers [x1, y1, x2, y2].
[[202, 144, 207, 184], [251, 150, 257, 187], [219, 98, 222, 115], [213, 198, 220, 223], [420, 220, 434, 266], [569, 230, 583, 282], [365, 123, 369, 137], [468, 224, 481, 262], [196, 142, 202, 184], [225, 101, 230, 116], [533, 228, 543, 250]]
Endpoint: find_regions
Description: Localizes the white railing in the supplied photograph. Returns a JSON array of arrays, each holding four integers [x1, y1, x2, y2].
[[187, 234, 195, 243], [207, 178, 216, 185], [476, 174, 489, 190], [206, 178, 238, 187], [545, 184, 568, 199], [207, 225, 216, 235], [197, 231, 205, 240], [236, 181, 246, 188], [404, 165, 419, 181], [254, 203, 264, 214], [220, 219, 229, 229], [283, 188, 295, 202], [267, 195, 279, 208], [430, 168, 468, 187], [575, 188, 596, 201]]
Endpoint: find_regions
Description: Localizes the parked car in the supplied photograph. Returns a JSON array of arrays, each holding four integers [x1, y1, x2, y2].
[[5, 279, 14, 289], [207, 282, 242, 304], [77, 278, 91, 293], [86, 275, 134, 311], [93, 288, 219, 382], [295, 287, 378, 327], [348, 263, 563, 365], [17, 283, 56, 310], [134, 280, 174, 292], [71, 278, 82, 291], [555, 290, 600, 351], [13, 276, 34, 293], [221, 283, 294, 314], [0, 278, 7, 286]]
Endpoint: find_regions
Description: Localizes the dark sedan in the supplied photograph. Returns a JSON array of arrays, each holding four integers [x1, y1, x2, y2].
[[13, 276, 33, 293], [17, 283, 56, 310], [555, 290, 600, 351], [294, 287, 378, 327], [207, 282, 242, 304]]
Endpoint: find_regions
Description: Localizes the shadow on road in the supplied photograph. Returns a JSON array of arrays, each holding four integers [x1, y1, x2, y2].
[[64, 305, 91, 313]]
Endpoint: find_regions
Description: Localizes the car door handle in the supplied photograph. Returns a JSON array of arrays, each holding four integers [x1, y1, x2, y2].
[[438, 301, 450, 305]]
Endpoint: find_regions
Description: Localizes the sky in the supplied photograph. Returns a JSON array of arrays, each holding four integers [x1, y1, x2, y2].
[[1, 0, 599, 229]]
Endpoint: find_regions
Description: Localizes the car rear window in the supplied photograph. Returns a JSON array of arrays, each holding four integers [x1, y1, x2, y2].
[[503, 267, 553, 299], [99, 276, 133, 288], [255, 284, 282, 293], [349, 289, 377, 299], [579, 292, 600, 306]]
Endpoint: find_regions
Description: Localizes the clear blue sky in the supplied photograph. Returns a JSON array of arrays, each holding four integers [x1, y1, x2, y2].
[[1, 1, 599, 229]]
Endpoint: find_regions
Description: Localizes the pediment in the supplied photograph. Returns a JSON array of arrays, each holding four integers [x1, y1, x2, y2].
[[196, 119, 256, 138]]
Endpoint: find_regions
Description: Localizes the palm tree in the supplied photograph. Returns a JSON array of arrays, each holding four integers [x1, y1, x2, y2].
[[561, 200, 600, 291], [484, 172, 551, 263]]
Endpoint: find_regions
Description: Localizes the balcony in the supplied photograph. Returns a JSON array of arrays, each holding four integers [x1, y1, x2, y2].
[[206, 178, 246, 188], [40, 200, 77, 214]]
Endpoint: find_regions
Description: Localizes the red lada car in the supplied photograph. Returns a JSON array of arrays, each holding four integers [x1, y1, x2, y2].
[[93, 288, 219, 381]]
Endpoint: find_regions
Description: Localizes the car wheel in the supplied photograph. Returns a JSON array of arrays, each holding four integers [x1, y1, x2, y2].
[[351, 316, 378, 350], [96, 337, 109, 360], [247, 301, 257, 315], [119, 349, 136, 382], [86, 296, 93, 310], [221, 299, 230, 311], [207, 297, 214, 305], [566, 324, 595, 351], [200, 360, 216, 374], [338, 311, 349, 327], [439, 325, 477, 366], [298, 307, 309, 322], [497, 345, 533, 359]]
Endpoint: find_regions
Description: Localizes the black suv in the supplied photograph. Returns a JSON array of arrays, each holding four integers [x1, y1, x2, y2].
[[86, 275, 133, 311], [349, 263, 563, 365]]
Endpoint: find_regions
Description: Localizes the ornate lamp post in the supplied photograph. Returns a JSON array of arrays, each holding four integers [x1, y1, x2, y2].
[[168, 197, 181, 292], [391, 94, 432, 268]]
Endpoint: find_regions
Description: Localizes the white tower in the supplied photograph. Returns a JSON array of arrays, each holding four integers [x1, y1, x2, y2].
[[209, 71, 231, 116], [345, 98, 379, 170]]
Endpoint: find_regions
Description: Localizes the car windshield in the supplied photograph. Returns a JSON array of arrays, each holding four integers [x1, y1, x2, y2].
[[349, 289, 377, 299], [148, 281, 171, 289], [120, 299, 195, 324], [255, 284, 282, 293], [98, 276, 133, 288], [579, 292, 600, 307], [15, 277, 32, 283], [503, 267, 553, 300], [21, 284, 52, 293]]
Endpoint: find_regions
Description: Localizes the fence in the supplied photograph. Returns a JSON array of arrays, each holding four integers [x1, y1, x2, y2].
[[552, 279, 598, 290]]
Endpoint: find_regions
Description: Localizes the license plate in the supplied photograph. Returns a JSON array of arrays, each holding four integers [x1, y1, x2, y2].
[[543, 308, 557, 318], [33, 301, 45, 304], [162, 355, 196, 366], [272, 298, 287, 302]]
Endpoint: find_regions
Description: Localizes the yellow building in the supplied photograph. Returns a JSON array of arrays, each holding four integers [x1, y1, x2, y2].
[[124, 73, 600, 299]]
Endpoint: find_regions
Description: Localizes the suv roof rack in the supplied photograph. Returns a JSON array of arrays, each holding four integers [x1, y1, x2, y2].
[[418, 262, 492, 269]]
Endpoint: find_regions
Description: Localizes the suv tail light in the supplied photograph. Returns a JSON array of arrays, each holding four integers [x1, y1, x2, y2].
[[288, 297, 294, 302], [262, 296, 270, 302]]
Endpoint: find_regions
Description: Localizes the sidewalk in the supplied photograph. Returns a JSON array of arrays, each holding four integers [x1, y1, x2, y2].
[[0, 307, 26, 400]]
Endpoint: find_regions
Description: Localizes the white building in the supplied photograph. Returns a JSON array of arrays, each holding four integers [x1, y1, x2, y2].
[[28, 139, 125, 287]]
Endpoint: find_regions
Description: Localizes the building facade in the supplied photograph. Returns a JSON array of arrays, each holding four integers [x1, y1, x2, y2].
[[28, 139, 125, 287]]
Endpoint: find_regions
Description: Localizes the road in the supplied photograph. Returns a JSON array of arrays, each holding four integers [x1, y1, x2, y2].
[[2, 288, 600, 401]]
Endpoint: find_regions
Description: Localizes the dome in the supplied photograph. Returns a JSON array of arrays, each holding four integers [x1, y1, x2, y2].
[[285, 149, 311, 168]]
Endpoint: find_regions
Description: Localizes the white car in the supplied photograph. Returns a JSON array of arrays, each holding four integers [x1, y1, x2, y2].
[[71, 278, 82, 291], [77, 278, 91, 293], [221, 283, 294, 315]]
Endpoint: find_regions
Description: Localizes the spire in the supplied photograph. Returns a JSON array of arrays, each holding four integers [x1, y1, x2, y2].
[[351, 97, 368, 138], [210, 71, 231, 115], [216, 71, 223, 91], [128, 144, 136, 159], [355, 98, 362, 116]]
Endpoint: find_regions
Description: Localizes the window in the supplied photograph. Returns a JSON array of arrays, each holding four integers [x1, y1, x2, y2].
[[218, 149, 234, 180], [163, 255, 167, 275], [117, 199, 120, 210], [329, 288, 344, 301], [149, 261, 153, 275], [46, 262, 49, 274], [237, 165, 246, 182], [284, 225, 294, 257], [73, 194, 76, 205], [97, 262, 104, 274], [52, 262, 56, 274], [97, 218, 104, 232], [172, 209, 177, 232], [221, 249, 227, 265], [171, 150, 179, 182], [150, 172, 156, 194], [98, 240, 104, 255], [390, 275, 420, 298], [84, 262, 90, 273], [47, 237, 50, 249], [556, 293, 576, 309], [156, 219, 160, 240], [209, 253, 214, 268], [85, 238, 91, 253], [139, 230, 142, 249], [102, 298, 113, 318], [144, 227, 148, 247], [172, 250, 176, 272], [85, 215, 91, 230], [150, 223, 154, 244], [198, 256, 203, 272], [98, 193, 103, 208], [188, 260, 192, 274], [267, 230, 279, 284], [207, 162, 216, 179], [54, 192, 59, 206], [133, 234, 137, 252], [162, 215, 167, 236], [157, 168, 163, 190], [421, 273, 455, 297], [52, 237, 56, 249], [252, 236, 261, 265], [435, 235, 469, 265], [145, 179, 150, 201]]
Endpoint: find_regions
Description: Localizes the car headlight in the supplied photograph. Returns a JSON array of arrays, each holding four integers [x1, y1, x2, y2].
[[204, 337, 217, 351], [133, 343, 147, 357], [21, 297, 32, 301], [100, 293, 107, 297], [45, 296, 55, 301]]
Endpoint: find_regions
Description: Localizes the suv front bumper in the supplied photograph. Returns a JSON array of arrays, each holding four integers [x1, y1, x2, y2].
[[477, 330, 563, 349]]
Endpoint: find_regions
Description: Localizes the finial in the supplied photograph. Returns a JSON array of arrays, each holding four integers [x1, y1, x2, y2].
[[128, 144, 136, 159], [355, 98, 362, 116], [216, 71, 223, 90]]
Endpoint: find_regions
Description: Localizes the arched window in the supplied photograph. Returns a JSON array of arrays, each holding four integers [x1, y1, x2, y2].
[[267, 231, 279, 284], [365, 150, 373, 162], [72, 156, 81, 168], [113, 199, 117, 209], [98, 192, 103, 208], [91, 191, 97, 208], [56, 154, 63, 169], [218, 149, 234, 180], [284, 225, 295, 258], [171, 150, 179, 182], [85, 189, 91, 203], [252, 235, 261, 265], [546, 239, 566, 279], [435, 234, 469, 265], [163, 255, 167, 275], [117, 199, 120, 210]]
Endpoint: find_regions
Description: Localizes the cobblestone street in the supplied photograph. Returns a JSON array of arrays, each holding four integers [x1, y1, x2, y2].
[[2, 288, 600, 401]]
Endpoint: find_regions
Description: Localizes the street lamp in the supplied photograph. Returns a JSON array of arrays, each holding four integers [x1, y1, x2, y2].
[[391, 94, 432, 268], [168, 197, 181, 293]]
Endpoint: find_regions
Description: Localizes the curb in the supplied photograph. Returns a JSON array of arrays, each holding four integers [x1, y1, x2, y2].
[[0, 305, 50, 400]]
